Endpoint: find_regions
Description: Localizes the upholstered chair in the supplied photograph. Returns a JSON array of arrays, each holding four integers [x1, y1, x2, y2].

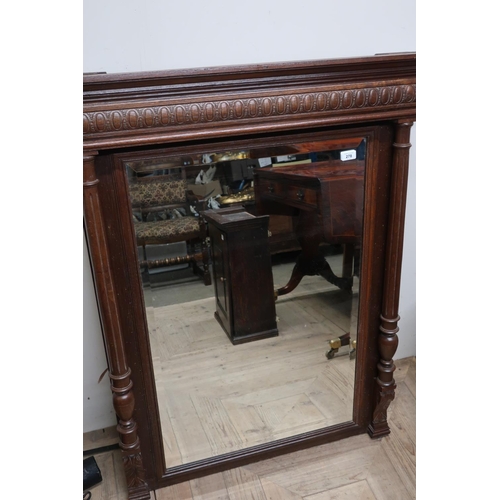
[[129, 176, 211, 286]]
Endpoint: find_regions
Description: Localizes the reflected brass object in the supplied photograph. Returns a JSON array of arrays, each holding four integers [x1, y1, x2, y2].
[[329, 338, 342, 350], [349, 339, 357, 360], [219, 189, 255, 205], [204, 151, 250, 163], [326, 335, 353, 360]]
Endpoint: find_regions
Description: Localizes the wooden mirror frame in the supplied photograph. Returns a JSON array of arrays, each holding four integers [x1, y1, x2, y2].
[[83, 53, 416, 500]]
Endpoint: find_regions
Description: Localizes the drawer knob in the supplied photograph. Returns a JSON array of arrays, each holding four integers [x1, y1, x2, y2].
[[267, 184, 275, 193], [297, 189, 304, 200]]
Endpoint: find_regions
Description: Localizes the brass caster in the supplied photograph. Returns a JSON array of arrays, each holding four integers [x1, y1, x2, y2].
[[326, 337, 341, 359], [326, 336, 356, 360], [349, 339, 357, 360], [326, 348, 338, 359]]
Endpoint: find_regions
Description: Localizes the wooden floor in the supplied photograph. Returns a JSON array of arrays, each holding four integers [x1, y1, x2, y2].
[[84, 356, 416, 500], [150, 284, 358, 467], [145, 251, 360, 467]]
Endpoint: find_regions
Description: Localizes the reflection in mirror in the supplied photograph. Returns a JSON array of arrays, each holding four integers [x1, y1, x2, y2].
[[125, 137, 366, 467]]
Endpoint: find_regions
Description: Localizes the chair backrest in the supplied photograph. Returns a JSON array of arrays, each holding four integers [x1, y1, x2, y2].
[[129, 177, 187, 209]]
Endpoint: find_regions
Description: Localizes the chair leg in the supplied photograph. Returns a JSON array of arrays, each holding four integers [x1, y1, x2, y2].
[[188, 241, 198, 277], [197, 218, 211, 286], [201, 238, 211, 286]]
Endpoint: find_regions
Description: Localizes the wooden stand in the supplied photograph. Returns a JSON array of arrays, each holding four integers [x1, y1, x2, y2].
[[203, 206, 278, 344]]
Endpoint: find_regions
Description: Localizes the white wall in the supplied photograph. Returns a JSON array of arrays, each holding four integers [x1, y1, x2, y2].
[[83, 0, 416, 432], [83, 0, 416, 73], [398, 125, 416, 359], [83, 231, 116, 432]]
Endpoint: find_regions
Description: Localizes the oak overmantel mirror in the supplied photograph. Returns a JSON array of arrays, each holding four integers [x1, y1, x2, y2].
[[83, 53, 416, 500]]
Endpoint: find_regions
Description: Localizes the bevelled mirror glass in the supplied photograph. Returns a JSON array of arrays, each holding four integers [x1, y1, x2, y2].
[[123, 135, 366, 467]]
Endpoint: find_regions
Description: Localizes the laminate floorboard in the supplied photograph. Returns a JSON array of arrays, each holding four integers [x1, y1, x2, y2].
[[143, 251, 360, 466], [83, 356, 416, 500], [151, 284, 357, 465]]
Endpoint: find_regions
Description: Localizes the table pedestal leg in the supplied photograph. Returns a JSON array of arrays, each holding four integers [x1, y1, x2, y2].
[[276, 212, 353, 297]]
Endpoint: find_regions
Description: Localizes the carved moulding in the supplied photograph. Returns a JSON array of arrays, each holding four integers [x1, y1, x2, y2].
[[83, 83, 415, 136], [83, 53, 416, 151]]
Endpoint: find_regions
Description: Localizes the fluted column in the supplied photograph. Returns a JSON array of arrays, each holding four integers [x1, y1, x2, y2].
[[83, 153, 151, 499], [368, 121, 413, 438]]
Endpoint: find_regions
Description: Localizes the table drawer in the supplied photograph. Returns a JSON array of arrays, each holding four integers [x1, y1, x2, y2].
[[259, 178, 287, 198], [286, 184, 318, 208]]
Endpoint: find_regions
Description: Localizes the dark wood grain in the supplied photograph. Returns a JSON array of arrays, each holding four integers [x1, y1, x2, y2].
[[83, 154, 151, 500], [83, 54, 416, 498], [83, 54, 416, 151], [368, 120, 413, 438]]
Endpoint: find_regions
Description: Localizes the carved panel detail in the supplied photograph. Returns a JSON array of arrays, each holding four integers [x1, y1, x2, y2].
[[371, 385, 396, 425], [123, 453, 148, 488], [83, 84, 416, 135]]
